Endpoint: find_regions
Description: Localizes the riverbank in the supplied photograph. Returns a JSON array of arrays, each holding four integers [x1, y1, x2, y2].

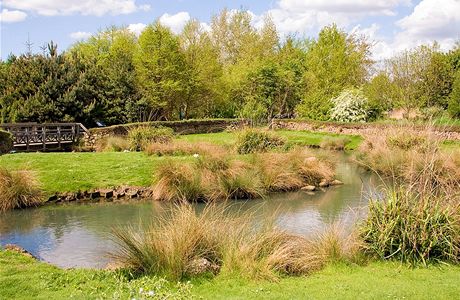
[[0, 130, 361, 196], [1, 249, 459, 299]]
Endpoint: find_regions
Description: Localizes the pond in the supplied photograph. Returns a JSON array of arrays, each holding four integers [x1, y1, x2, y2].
[[0, 154, 379, 269]]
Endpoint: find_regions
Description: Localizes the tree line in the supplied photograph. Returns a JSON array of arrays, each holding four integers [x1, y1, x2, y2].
[[1, 9, 459, 127]]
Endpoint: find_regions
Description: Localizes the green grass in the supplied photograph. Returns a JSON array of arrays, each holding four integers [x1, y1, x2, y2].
[[2, 250, 460, 299], [0, 130, 361, 195], [0, 152, 169, 195], [179, 129, 363, 150]]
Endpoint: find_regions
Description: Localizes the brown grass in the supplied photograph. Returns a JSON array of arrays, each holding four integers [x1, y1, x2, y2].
[[151, 150, 336, 202], [0, 168, 43, 212], [355, 125, 460, 196], [111, 203, 360, 280], [95, 136, 130, 152]]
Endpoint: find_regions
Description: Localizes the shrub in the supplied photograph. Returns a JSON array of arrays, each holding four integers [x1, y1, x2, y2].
[[112, 203, 358, 280], [448, 71, 460, 118], [0, 130, 13, 155], [330, 89, 369, 123], [360, 188, 460, 265], [0, 168, 43, 212], [235, 129, 285, 154], [95, 136, 130, 152], [128, 126, 174, 151], [319, 137, 351, 150]]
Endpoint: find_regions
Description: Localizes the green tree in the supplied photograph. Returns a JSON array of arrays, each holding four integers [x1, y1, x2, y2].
[[134, 22, 190, 120], [448, 71, 460, 118]]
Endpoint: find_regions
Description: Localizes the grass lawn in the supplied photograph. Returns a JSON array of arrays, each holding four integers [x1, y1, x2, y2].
[[0, 130, 361, 195], [1, 250, 459, 299]]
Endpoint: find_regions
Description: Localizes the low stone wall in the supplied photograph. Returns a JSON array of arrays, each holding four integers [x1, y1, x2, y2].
[[271, 119, 460, 141], [46, 186, 153, 204], [85, 119, 248, 147]]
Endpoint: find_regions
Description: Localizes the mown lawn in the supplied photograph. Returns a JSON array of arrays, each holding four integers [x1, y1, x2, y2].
[[1, 250, 459, 300], [0, 130, 361, 195]]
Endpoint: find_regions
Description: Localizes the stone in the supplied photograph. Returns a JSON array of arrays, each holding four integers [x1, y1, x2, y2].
[[89, 191, 100, 199], [301, 185, 316, 191], [330, 179, 344, 186], [126, 189, 139, 199], [4, 244, 36, 259], [185, 258, 220, 276], [319, 180, 329, 187], [47, 195, 58, 202], [99, 189, 114, 198]]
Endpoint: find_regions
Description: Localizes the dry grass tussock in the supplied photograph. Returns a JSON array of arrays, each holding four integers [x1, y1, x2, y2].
[[151, 149, 336, 202], [355, 125, 460, 196], [95, 136, 130, 152], [145, 140, 227, 157], [111, 203, 362, 281], [0, 168, 43, 212]]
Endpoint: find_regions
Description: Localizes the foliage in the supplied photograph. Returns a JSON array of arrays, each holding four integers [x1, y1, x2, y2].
[[360, 188, 460, 265], [330, 89, 369, 123], [449, 70, 460, 118], [128, 126, 174, 151], [0, 168, 43, 212], [0, 130, 13, 154], [235, 129, 285, 154]]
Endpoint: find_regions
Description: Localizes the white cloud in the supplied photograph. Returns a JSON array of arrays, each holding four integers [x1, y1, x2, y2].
[[127, 23, 147, 36], [159, 12, 190, 33], [69, 31, 92, 40], [0, 8, 27, 23], [3, 0, 150, 17]]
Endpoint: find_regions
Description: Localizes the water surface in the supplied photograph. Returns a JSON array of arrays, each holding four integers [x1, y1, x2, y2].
[[0, 154, 377, 268]]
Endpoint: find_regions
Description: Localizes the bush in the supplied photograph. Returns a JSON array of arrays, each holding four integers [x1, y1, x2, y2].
[[0, 168, 43, 212], [112, 203, 358, 280], [0, 130, 13, 155], [330, 89, 369, 123], [360, 188, 460, 265], [128, 126, 174, 151], [95, 136, 130, 152], [235, 129, 285, 154]]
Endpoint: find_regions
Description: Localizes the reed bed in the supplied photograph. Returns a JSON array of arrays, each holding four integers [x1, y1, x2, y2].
[[0, 168, 43, 212], [151, 149, 336, 202], [111, 203, 360, 280]]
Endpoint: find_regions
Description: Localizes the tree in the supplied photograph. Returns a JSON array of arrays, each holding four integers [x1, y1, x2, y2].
[[134, 22, 190, 120], [296, 24, 372, 120], [363, 72, 396, 120], [448, 71, 460, 118]]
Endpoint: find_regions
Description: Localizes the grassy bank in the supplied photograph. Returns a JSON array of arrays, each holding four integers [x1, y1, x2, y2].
[[0, 130, 359, 195], [1, 250, 459, 299]]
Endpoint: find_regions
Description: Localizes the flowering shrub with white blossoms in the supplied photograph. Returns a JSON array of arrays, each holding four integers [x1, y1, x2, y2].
[[330, 89, 369, 123]]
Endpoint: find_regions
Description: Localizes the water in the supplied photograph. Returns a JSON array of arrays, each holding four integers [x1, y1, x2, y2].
[[0, 154, 377, 269]]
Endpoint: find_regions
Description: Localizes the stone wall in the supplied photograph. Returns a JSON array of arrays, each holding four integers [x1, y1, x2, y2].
[[85, 119, 248, 147], [271, 119, 460, 141]]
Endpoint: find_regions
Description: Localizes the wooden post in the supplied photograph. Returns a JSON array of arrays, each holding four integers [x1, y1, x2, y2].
[[25, 127, 30, 151], [57, 126, 61, 150]]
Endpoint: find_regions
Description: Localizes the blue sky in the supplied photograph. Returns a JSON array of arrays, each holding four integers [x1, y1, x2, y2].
[[1, 0, 459, 60]]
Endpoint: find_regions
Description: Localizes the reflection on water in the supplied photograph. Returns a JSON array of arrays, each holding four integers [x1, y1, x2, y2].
[[0, 153, 376, 269]]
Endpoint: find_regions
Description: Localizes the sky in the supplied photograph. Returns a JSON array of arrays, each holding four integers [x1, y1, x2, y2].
[[1, 0, 460, 61]]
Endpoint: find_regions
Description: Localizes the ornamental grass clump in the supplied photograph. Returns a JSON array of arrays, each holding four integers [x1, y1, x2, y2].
[[355, 125, 460, 195], [0, 168, 43, 212], [128, 126, 174, 151], [95, 136, 130, 152], [0, 130, 13, 155], [360, 187, 460, 265], [235, 128, 285, 154], [151, 150, 336, 202], [319, 137, 351, 150], [112, 203, 359, 281]]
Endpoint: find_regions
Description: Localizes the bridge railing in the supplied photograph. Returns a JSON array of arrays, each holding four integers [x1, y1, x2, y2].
[[0, 123, 89, 151]]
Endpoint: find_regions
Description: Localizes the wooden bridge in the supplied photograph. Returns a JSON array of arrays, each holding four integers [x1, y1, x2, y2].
[[0, 123, 89, 151]]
